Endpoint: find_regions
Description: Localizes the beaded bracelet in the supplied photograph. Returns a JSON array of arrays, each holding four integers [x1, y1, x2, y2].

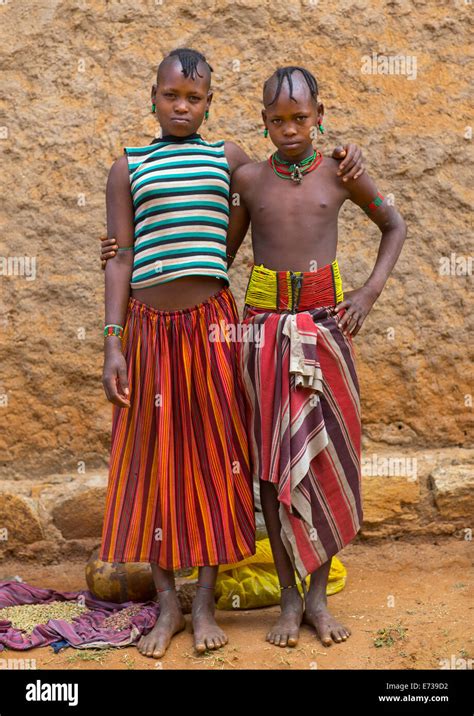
[[104, 324, 124, 338], [226, 251, 236, 260], [363, 192, 385, 215]]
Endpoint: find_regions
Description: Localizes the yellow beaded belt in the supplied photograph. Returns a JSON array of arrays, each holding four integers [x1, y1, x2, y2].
[[244, 259, 343, 312]]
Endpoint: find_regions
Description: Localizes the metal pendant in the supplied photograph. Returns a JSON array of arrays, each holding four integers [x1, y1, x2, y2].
[[291, 164, 303, 184]]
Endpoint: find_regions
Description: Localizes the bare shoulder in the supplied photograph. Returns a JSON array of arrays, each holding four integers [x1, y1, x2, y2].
[[224, 140, 253, 173], [321, 155, 340, 176], [224, 140, 246, 158], [108, 154, 130, 185], [224, 140, 249, 160], [232, 160, 265, 195], [320, 155, 350, 197], [106, 154, 133, 209], [234, 158, 266, 179]]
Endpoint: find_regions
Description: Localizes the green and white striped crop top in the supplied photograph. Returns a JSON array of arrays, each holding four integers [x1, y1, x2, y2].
[[123, 133, 230, 289]]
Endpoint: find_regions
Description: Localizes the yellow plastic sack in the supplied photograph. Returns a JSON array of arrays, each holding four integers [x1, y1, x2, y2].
[[186, 538, 346, 610]]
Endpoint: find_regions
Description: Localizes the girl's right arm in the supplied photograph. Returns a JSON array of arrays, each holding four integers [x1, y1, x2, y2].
[[102, 156, 135, 407]]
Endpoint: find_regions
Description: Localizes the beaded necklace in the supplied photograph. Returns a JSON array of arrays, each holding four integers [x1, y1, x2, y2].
[[269, 148, 323, 184]]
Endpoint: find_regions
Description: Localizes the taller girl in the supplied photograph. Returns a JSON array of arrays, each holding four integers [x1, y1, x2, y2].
[[99, 48, 256, 658], [99, 47, 364, 659]]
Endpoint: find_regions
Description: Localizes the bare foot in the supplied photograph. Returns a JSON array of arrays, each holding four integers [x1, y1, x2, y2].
[[192, 587, 228, 653], [137, 592, 186, 659], [266, 587, 304, 648], [303, 604, 351, 646]]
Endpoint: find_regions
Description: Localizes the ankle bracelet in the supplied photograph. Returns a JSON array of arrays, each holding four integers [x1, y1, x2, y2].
[[197, 584, 215, 590]]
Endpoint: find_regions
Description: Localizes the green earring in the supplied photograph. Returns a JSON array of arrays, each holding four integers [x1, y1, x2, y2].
[[205, 109, 209, 120], [318, 122, 325, 134], [263, 128, 268, 138], [151, 103, 156, 113]]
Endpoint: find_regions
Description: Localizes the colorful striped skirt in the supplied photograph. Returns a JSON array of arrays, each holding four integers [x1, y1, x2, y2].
[[240, 262, 362, 580], [99, 286, 256, 570]]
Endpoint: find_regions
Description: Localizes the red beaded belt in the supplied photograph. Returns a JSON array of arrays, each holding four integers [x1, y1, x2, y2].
[[244, 259, 343, 312]]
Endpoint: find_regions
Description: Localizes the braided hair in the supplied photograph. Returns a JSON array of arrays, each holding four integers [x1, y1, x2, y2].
[[263, 66, 318, 106], [159, 47, 213, 83]]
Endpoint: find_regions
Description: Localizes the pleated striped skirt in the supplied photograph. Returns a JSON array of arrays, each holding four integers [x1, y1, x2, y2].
[[99, 286, 256, 570]]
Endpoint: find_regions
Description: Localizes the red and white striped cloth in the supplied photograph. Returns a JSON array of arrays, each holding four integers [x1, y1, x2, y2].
[[240, 305, 362, 580]]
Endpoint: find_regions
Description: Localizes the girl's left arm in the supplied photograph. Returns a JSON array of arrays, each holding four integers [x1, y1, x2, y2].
[[334, 171, 407, 336]]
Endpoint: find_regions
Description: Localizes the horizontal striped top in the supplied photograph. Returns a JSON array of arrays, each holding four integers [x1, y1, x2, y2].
[[124, 133, 230, 289]]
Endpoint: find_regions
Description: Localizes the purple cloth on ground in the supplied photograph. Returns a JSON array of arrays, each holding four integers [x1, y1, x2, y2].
[[0, 580, 160, 651]]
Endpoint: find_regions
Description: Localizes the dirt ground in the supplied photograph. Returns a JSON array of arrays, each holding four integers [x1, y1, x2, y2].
[[1, 538, 472, 671]]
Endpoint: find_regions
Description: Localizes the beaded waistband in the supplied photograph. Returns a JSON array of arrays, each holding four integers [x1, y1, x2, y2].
[[244, 259, 343, 312]]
